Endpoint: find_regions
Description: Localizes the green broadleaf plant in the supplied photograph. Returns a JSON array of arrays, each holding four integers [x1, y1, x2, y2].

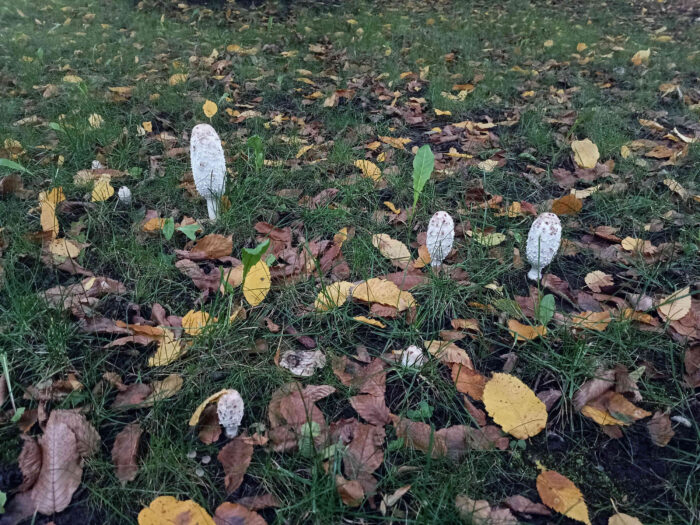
[[0, 158, 31, 175], [535, 294, 555, 326], [412, 144, 435, 209], [242, 238, 271, 281]]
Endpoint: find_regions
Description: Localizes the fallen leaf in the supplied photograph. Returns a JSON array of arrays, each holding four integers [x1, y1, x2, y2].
[[112, 423, 142, 484], [455, 494, 517, 525], [243, 260, 271, 307], [91, 177, 114, 202], [353, 316, 386, 328], [18, 435, 41, 491], [507, 319, 546, 341], [379, 136, 411, 150], [609, 513, 644, 525], [47, 238, 82, 259], [336, 475, 364, 506], [477, 159, 499, 172], [138, 496, 214, 525], [372, 233, 411, 268], [551, 194, 582, 215], [503, 494, 551, 516], [657, 287, 691, 321], [571, 311, 611, 331], [663, 178, 689, 199], [213, 502, 266, 525], [168, 73, 188, 86], [536, 470, 591, 524], [482, 373, 547, 439], [473, 230, 506, 246], [190, 234, 233, 259], [631, 48, 650, 66], [142, 374, 183, 406], [314, 281, 353, 311], [203, 99, 218, 118], [584, 271, 613, 292], [189, 389, 234, 427], [647, 411, 674, 447], [571, 139, 600, 169], [218, 436, 254, 494], [279, 349, 326, 377], [354, 159, 381, 181], [147, 329, 185, 367], [182, 310, 216, 336], [352, 278, 417, 311]]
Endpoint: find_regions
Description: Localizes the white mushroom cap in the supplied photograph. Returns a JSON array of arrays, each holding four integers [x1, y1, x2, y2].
[[190, 123, 226, 220], [400, 345, 427, 368], [426, 211, 454, 267], [525, 212, 562, 281], [217, 390, 244, 438], [91, 160, 104, 170], [117, 186, 132, 205]]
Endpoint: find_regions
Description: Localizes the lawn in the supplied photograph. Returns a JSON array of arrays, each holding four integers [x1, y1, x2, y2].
[[0, 0, 698, 524]]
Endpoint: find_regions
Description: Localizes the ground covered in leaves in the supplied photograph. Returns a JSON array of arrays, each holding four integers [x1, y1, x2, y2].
[[0, 0, 699, 523]]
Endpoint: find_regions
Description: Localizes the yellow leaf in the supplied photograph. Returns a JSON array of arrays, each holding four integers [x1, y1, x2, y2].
[[383, 201, 401, 214], [39, 187, 65, 238], [142, 217, 166, 232], [148, 329, 186, 367], [576, 42, 588, 52], [536, 470, 591, 524], [47, 238, 82, 258], [182, 310, 216, 336], [372, 233, 411, 268], [334, 227, 349, 246], [477, 159, 499, 172], [507, 319, 546, 341], [137, 496, 215, 525], [142, 121, 153, 133], [378, 136, 412, 150], [571, 139, 600, 169], [620, 145, 631, 158], [663, 178, 689, 199], [168, 73, 188, 86], [581, 405, 627, 426], [63, 74, 83, 83], [91, 177, 114, 202], [620, 237, 643, 251], [472, 231, 506, 247], [609, 513, 644, 525], [353, 316, 386, 328], [657, 287, 691, 321], [243, 260, 271, 307], [434, 108, 452, 116], [413, 244, 431, 269], [88, 113, 104, 128], [482, 373, 548, 439], [571, 311, 611, 331], [584, 270, 613, 292], [189, 389, 234, 426], [202, 99, 217, 118], [354, 159, 381, 181], [315, 281, 354, 311], [630, 48, 650, 66], [551, 193, 583, 215], [544, 39, 554, 47], [296, 144, 313, 158], [352, 278, 417, 311], [638, 118, 664, 132], [142, 374, 184, 407]]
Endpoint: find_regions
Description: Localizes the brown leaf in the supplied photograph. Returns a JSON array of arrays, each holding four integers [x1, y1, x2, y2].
[[112, 423, 142, 484], [503, 494, 551, 516], [335, 475, 364, 506], [18, 435, 42, 492], [213, 502, 266, 525], [536, 470, 591, 524], [175, 259, 222, 294], [197, 404, 222, 444], [573, 369, 616, 411], [451, 364, 486, 400], [455, 495, 518, 525], [30, 422, 82, 514], [235, 493, 281, 511], [349, 395, 390, 426], [344, 423, 385, 482], [684, 345, 700, 388], [218, 435, 254, 494], [551, 194, 582, 215], [646, 411, 674, 447], [46, 410, 100, 457], [112, 383, 152, 408], [390, 415, 447, 458], [464, 425, 509, 451], [178, 234, 233, 260]]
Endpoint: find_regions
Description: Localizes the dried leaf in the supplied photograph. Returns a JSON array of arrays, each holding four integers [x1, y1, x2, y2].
[[218, 436, 254, 494], [507, 319, 546, 341], [18, 435, 42, 491], [314, 281, 353, 311], [336, 475, 364, 506], [482, 373, 547, 439], [571, 311, 611, 331], [112, 423, 142, 484], [571, 139, 600, 169], [536, 470, 591, 524], [213, 502, 266, 525], [584, 271, 613, 293], [353, 315, 386, 328], [142, 374, 183, 407], [551, 194, 582, 215], [279, 349, 326, 377], [352, 278, 417, 311], [147, 329, 185, 366], [354, 160, 381, 181], [609, 513, 644, 525], [657, 287, 691, 321], [202, 99, 218, 118], [647, 411, 674, 447], [91, 177, 115, 202], [372, 233, 412, 269], [503, 494, 551, 516], [182, 310, 216, 336]]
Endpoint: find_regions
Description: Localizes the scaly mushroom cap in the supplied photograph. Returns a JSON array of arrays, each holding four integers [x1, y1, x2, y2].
[[525, 212, 561, 281], [117, 186, 132, 205], [190, 124, 226, 218], [217, 390, 244, 438], [426, 211, 454, 267]]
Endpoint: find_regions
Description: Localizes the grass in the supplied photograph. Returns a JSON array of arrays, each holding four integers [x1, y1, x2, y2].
[[1, 0, 699, 524]]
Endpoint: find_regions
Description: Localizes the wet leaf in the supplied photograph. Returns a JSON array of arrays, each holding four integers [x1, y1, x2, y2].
[[482, 373, 547, 439]]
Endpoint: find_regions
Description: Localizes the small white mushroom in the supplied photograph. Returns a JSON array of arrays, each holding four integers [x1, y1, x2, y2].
[[217, 390, 244, 438], [117, 186, 132, 205], [400, 345, 427, 368], [526, 212, 562, 281], [426, 211, 454, 267], [91, 160, 104, 170], [190, 123, 226, 220]]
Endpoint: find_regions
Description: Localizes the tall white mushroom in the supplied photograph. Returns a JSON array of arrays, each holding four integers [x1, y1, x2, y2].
[[426, 211, 454, 267], [526, 212, 562, 281], [217, 390, 244, 438], [190, 123, 226, 220]]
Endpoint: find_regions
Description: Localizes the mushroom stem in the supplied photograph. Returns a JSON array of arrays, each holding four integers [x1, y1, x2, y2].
[[206, 197, 218, 221]]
